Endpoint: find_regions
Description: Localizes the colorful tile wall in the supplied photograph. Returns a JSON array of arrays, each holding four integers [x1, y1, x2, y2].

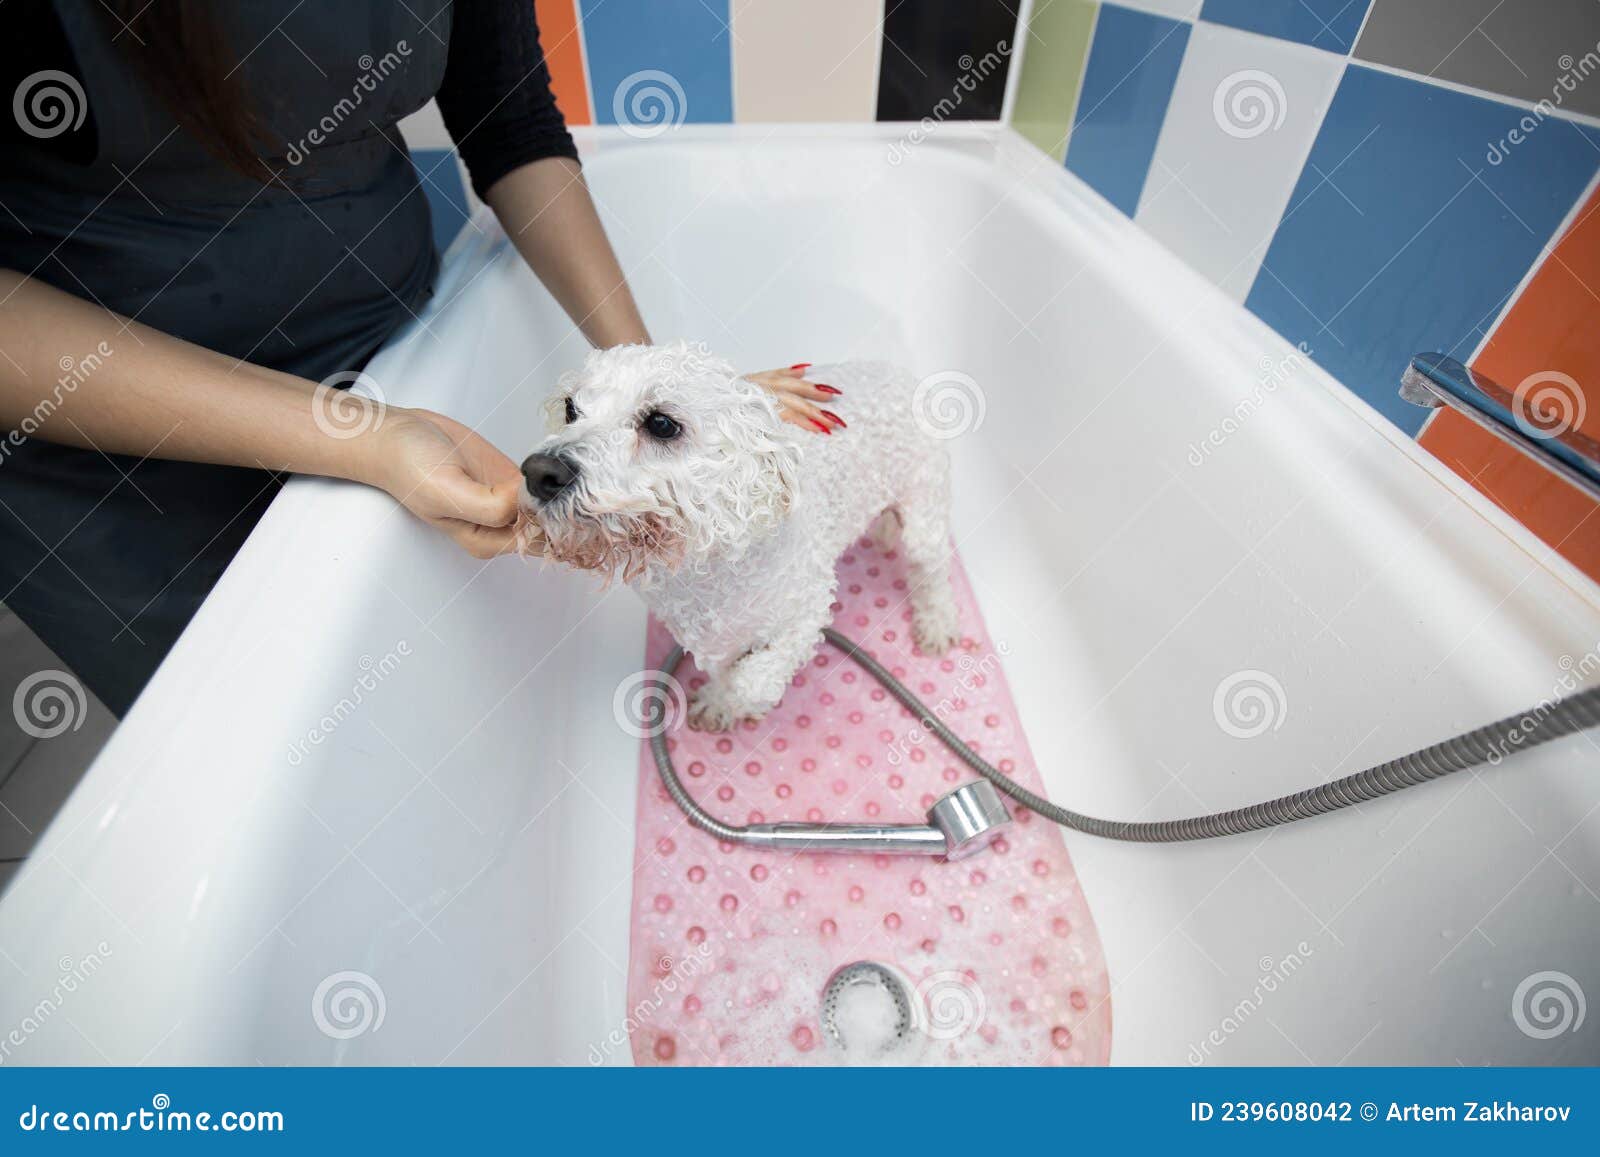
[[876, 0, 1019, 122], [1246, 67, 1600, 434], [1419, 184, 1600, 581], [730, 0, 881, 122], [1134, 20, 1344, 300], [1201, 0, 1371, 54], [579, 0, 733, 126], [1355, 0, 1600, 119], [538, 0, 592, 125], [1010, 0, 1100, 161], [1009, 0, 1600, 581], [1062, 4, 1192, 215]]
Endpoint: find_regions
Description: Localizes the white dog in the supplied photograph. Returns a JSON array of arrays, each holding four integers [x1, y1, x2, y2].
[[519, 341, 959, 731]]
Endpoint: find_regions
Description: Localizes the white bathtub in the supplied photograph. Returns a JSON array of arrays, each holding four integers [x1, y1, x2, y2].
[[2, 125, 1597, 1066]]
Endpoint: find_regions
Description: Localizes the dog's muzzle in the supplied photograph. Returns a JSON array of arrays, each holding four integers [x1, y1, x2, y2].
[[520, 453, 579, 503]]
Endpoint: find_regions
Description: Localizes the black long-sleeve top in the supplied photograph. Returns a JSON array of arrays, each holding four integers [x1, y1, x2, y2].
[[0, 2, 585, 714], [0, 0, 578, 376]]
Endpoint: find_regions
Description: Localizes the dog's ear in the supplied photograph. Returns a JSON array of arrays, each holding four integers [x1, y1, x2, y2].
[[698, 382, 802, 557]]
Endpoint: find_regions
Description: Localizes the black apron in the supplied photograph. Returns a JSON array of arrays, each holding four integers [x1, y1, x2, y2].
[[0, 2, 450, 714]]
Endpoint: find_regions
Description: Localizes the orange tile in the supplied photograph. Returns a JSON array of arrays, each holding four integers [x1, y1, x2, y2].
[[1418, 183, 1600, 583], [537, 0, 591, 126]]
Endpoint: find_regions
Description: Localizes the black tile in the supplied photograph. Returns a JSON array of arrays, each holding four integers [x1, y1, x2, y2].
[[877, 0, 1019, 121]]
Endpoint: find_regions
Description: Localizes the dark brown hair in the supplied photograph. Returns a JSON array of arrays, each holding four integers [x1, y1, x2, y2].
[[103, 0, 277, 179]]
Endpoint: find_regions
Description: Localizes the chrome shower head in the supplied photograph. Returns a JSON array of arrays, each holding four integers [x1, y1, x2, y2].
[[736, 780, 1012, 857], [928, 780, 1012, 859]]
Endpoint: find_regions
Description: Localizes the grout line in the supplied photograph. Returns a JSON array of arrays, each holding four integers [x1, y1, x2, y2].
[[1346, 0, 1378, 60], [1060, 0, 1102, 158], [869, 0, 888, 122], [999, 0, 1036, 124], [1467, 166, 1600, 365], [571, 0, 596, 123]]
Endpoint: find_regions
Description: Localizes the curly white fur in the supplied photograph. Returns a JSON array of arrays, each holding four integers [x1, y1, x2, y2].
[[521, 341, 959, 730]]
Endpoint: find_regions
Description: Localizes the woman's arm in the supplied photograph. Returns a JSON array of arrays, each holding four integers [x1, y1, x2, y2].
[[0, 269, 524, 557], [484, 156, 650, 348], [433, 1, 843, 430]]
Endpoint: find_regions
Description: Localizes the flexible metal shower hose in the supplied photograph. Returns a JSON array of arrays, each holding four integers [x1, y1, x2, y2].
[[648, 629, 1600, 844]]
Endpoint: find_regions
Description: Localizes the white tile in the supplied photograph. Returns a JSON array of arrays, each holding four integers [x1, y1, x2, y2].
[[397, 99, 453, 150], [1135, 22, 1344, 300], [1111, 0, 1203, 21]]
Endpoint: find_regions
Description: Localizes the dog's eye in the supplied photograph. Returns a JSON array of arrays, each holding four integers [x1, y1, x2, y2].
[[563, 397, 580, 425], [641, 410, 681, 441]]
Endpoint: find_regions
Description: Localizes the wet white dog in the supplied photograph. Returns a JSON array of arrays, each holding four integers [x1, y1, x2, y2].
[[518, 342, 960, 731]]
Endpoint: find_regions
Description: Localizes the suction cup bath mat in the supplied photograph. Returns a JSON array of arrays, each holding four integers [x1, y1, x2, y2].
[[625, 540, 1112, 1066]]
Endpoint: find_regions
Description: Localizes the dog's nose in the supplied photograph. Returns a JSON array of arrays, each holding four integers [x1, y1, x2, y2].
[[521, 453, 578, 502]]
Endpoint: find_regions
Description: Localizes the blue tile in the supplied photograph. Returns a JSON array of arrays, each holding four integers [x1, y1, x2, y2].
[[412, 148, 470, 254], [1064, 5, 1191, 216], [1245, 65, 1600, 435], [1200, 0, 1371, 53], [580, 0, 733, 127]]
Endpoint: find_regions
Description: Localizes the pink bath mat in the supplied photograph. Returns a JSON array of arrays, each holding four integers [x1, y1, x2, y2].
[[625, 539, 1112, 1065]]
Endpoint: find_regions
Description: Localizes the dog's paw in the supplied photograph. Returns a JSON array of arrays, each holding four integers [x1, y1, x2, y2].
[[687, 687, 761, 732], [869, 508, 903, 550], [911, 604, 961, 656]]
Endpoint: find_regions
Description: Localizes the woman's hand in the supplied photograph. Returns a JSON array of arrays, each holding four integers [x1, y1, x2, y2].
[[359, 408, 527, 559], [745, 364, 846, 434]]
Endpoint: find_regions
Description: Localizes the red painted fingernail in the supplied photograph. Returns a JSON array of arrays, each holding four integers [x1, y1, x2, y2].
[[811, 419, 832, 435], [821, 410, 847, 428], [791, 362, 811, 370], [815, 384, 842, 395]]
